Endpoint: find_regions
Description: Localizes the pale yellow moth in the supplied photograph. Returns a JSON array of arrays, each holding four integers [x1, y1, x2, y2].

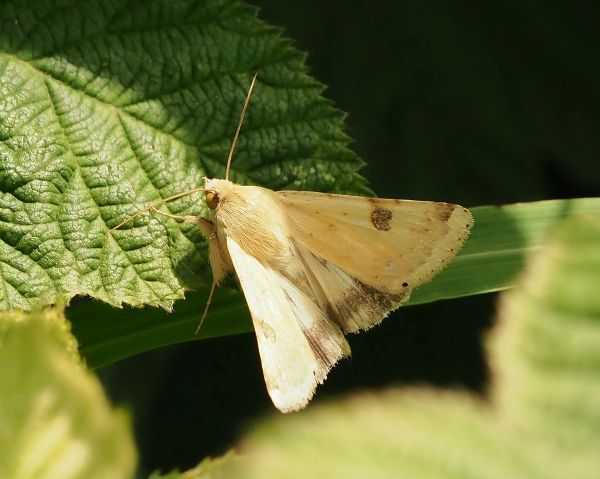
[[111, 75, 474, 412]]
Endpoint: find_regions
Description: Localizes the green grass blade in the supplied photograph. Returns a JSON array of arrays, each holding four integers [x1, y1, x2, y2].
[[70, 197, 600, 368], [71, 289, 251, 369], [410, 196, 600, 304]]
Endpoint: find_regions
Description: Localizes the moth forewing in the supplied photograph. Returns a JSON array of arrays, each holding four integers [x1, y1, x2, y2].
[[278, 191, 473, 294], [295, 245, 408, 334], [226, 237, 349, 412]]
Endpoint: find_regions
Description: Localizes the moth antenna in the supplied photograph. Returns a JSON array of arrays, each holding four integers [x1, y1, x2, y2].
[[195, 281, 217, 335], [108, 187, 208, 233], [225, 72, 258, 181]]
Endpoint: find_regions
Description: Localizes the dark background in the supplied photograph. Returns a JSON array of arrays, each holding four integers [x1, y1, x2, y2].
[[98, 1, 600, 476]]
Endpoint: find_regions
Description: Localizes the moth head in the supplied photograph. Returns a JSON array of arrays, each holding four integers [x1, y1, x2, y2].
[[205, 191, 219, 209], [203, 178, 235, 210]]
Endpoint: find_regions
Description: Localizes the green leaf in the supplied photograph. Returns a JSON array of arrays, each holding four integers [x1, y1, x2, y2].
[[233, 390, 539, 479], [490, 215, 600, 475], [0, 0, 367, 311], [0, 308, 136, 479], [148, 452, 239, 479], [68, 197, 600, 369], [204, 215, 600, 479]]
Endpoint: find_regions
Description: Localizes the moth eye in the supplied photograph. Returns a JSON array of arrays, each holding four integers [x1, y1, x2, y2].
[[205, 191, 220, 209]]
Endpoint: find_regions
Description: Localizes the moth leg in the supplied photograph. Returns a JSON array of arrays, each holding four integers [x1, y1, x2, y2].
[[150, 207, 218, 237], [150, 206, 200, 224], [150, 207, 223, 334], [193, 217, 217, 239], [195, 281, 217, 335]]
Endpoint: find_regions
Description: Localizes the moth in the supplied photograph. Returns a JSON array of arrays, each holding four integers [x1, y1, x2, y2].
[[111, 75, 473, 412]]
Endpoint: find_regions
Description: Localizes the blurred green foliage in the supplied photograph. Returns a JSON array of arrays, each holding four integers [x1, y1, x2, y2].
[[0, 309, 136, 479]]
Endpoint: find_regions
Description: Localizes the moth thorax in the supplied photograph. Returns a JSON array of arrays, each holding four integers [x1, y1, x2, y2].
[[206, 191, 220, 209]]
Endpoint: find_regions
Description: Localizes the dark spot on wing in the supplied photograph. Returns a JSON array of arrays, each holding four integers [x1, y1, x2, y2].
[[371, 207, 393, 231], [311, 252, 328, 267], [303, 326, 346, 367], [326, 279, 408, 333], [436, 203, 455, 222], [283, 290, 296, 306], [402, 282, 408, 287], [256, 318, 276, 343]]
